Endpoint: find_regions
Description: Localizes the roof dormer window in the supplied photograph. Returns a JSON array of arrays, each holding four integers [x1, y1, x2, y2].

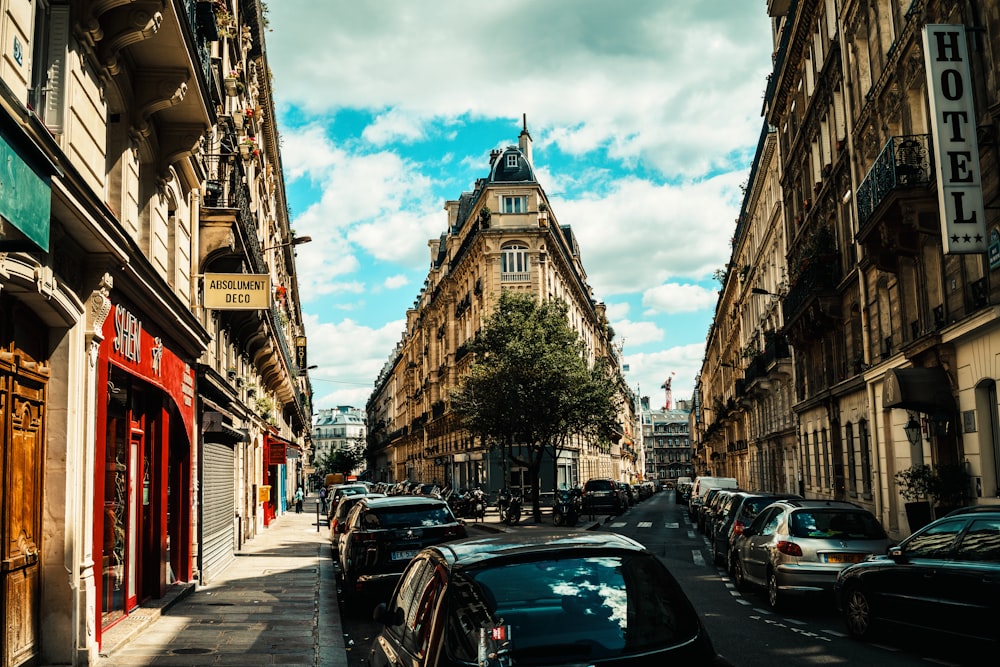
[[505, 153, 518, 169]]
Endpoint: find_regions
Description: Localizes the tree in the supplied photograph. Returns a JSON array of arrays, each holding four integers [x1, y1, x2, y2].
[[314, 437, 367, 479], [451, 290, 622, 522]]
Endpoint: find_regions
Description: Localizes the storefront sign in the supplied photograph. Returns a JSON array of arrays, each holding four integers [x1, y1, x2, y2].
[[923, 25, 986, 254], [295, 336, 307, 370], [104, 300, 196, 434], [203, 273, 270, 309], [0, 129, 51, 251]]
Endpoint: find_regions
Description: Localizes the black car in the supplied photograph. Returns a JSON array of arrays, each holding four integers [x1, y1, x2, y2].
[[834, 505, 1000, 644], [338, 495, 467, 608], [581, 478, 625, 515], [368, 531, 733, 667]]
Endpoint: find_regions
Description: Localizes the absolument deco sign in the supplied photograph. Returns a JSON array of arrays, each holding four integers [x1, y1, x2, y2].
[[204, 273, 271, 309], [922, 25, 986, 255]]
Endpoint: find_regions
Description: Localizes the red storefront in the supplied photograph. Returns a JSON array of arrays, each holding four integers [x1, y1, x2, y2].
[[93, 295, 195, 638]]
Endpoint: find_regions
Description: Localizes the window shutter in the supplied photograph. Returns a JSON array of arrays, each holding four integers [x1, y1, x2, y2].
[[40, 5, 70, 132]]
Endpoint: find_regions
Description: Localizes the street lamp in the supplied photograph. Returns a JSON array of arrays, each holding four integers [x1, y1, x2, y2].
[[262, 235, 312, 252], [904, 413, 922, 447], [751, 287, 780, 296]]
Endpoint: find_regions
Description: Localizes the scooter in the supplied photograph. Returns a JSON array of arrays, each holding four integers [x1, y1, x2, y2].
[[552, 487, 582, 526], [467, 487, 486, 521], [498, 488, 521, 525]]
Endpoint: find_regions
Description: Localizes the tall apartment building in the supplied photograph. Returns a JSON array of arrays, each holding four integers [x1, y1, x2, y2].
[[366, 121, 636, 496], [0, 2, 309, 664], [640, 397, 694, 483], [698, 0, 1000, 540]]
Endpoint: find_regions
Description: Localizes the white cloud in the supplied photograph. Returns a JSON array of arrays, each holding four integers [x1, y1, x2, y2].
[[612, 319, 664, 347], [383, 274, 409, 290], [642, 283, 720, 315], [624, 342, 705, 406]]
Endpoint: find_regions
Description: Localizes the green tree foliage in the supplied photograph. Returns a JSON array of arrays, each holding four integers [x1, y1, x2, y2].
[[450, 291, 622, 521], [314, 438, 367, 479]]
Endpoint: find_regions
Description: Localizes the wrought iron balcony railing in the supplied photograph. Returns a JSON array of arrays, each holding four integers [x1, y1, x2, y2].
[[856, 134, 933, 226]]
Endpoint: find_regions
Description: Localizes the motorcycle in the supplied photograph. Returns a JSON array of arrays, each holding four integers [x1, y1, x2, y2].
[[552, 487, 582, 526], [446, 487, 470, 519], [466, 487, 486, 521], [497, 488, 521, 525]]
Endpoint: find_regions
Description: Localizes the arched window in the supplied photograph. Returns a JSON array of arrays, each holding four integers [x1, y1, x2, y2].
[[500, 244, 530, 282]]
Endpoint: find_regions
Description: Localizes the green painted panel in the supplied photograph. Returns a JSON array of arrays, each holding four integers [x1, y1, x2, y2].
[[0, 130, 50, 252]]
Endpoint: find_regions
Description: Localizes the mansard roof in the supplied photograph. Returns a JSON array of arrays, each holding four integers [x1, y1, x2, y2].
[[487, 145, 537, 184]]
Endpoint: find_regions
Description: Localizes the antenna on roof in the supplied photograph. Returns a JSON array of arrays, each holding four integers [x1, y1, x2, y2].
[[523, 113, 527, 131]]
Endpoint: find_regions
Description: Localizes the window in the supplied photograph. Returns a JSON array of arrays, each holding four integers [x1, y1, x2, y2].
[[505, 153, 518, 169], [501, 244, 529, 281], [957, 519, 1000, 562], [905, 519, 964, 558], [502, 195, 527, 214]]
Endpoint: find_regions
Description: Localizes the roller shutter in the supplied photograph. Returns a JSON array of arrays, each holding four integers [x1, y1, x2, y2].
[[200, 441, 235, 583]]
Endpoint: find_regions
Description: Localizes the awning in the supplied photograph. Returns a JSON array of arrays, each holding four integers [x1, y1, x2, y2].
[[882, 367, 956, 417], [201, 410, 248, 444]]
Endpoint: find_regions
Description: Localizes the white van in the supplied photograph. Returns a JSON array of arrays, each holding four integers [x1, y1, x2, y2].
[[687, 476, 738, 519]]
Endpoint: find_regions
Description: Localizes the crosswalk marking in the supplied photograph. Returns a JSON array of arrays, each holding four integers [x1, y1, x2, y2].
[[610, 522, 628, 528], [637, 521, 653, 528]]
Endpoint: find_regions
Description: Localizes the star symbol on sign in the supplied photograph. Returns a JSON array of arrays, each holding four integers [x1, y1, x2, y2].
[[963, 235, 972, 242], [952, 234, 960, 243], [976, 234, 984, 242]]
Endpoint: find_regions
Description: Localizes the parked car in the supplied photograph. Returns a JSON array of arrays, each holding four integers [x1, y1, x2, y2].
[[368, 531, 734, 667], [834, 505, 1000, 644], [328, 492, 386, 557], [581, 478, 625, 515], [711, 492, 801, 569], [688, 476, 738, 521], [699, 488, 739, 535], [675, 480, 693, 505], [328, 482, 369, 512], [732, 499, 891, 610], [338, 495, 467, 609]]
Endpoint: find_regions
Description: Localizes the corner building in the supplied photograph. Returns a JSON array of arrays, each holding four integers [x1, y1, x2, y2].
[[367, 124, 636, 495]]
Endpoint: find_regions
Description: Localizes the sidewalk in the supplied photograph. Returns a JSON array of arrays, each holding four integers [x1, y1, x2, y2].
[[95, 494, 343, 667], [93, 495, 605, 666]]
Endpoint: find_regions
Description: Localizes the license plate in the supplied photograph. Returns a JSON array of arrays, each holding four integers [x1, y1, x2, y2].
[[392, 550, 419, 561], [825, 553, 865, 564]]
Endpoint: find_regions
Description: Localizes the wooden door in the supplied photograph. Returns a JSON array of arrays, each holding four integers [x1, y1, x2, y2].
[[1, 352, 46, 667]]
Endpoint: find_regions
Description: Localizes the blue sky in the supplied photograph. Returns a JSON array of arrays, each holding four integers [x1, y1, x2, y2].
[[265, 1, 774, 412]]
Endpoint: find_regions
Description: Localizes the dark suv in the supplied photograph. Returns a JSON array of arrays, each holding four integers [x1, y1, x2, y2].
[[581, 478, 625, 515], [338, 495, 466, 610]]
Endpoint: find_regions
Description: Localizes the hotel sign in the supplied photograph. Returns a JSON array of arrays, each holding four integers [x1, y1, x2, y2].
[[923, 25, 986, 254], [204, 273, 270, 309]]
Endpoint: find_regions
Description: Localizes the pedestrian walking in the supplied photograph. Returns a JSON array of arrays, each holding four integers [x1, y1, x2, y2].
[[294, 486, 304, 513], [319, 485, 328, 512]]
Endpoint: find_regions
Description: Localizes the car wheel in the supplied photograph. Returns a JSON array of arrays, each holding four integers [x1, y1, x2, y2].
[[732, 558, 746, 591], [553, 510, 565, 526], [843, 586, 877, 640], [711, 538, 722, 566], [767, 570, 783, 610]]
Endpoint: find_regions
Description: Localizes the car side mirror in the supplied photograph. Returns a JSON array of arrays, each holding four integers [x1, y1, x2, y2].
[[887, 545, 904, 560]]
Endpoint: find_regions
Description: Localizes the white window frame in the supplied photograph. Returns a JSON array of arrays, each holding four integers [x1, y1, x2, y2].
[[502, 195, 527, 214], [505, 153, 518, 169], [500, 244, 530, 282]]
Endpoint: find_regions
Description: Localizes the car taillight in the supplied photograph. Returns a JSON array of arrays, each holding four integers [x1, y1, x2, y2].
[[733, 521, 745, 536], [776, 540, 803, 557], [352, 531, 367, 543], [331, 519, 339, 532]]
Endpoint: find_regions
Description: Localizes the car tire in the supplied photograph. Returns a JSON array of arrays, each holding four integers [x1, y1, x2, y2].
[[767, 569, 783, 611], [843, 585, 877, 640], [732, 558, 746, 591], [711, 538, 722, 566]]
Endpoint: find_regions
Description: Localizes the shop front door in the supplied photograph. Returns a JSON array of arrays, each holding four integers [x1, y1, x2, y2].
[[1, 353, 46, 667]]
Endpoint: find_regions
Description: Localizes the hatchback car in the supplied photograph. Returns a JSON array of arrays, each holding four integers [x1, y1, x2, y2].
[[338, 495, 467, 608], [711, 492, 801, 569], [834, 505, 1000, 644], [368, 531, 733, 667], [581, 478, 625, 515], [732, 499, 891, 609], [329, 492, 386, 556]]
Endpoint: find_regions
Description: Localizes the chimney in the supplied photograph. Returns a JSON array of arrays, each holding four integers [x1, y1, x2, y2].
[[489, 149, 501, 165], [518, 113, 533, 166]]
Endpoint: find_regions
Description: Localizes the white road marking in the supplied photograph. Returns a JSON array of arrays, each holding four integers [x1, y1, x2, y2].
[[664, 522, 679, 528], [637, 521, 653, 528], [610, 522, 627, 528], [692, 550, 705, 566]]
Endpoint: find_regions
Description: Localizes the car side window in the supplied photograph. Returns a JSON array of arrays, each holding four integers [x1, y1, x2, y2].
[[747, 507, 778, 535], [955, 518, 1000, 562], [387, 557, 434, 642], [405, 567, 447, 657], [904, 518, 966, 558], [760, 508, 782, 536]]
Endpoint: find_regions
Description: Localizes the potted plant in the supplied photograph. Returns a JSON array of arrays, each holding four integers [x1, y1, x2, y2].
[[223, 69, 243, 97], [238, 136, 258, 160], [895, 464, 935, 531], [928, 463, 970, 518]]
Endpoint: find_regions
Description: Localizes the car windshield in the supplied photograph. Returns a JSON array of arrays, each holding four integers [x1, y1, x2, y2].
[[790, 510, 886, 540], [444, 554, 699, 664], [364, 505, 453, 529]]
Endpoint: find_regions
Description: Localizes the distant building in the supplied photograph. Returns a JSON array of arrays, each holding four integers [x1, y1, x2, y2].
[[313, 407, 367, 463], [641, 397, 694, 482]]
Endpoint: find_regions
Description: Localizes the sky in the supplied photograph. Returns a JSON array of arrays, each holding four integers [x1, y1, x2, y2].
[[264, 0, 775, 414]]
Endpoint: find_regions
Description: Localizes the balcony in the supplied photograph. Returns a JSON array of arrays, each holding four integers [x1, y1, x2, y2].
[[855, 134, 937, 272], [782, 256, 842, 338]]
